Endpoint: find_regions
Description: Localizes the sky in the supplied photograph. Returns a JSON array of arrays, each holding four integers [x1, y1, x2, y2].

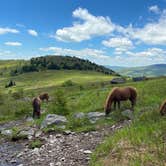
[[0, 0, 166, 67]]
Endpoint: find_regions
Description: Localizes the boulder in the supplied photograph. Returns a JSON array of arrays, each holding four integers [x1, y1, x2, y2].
[[41, 114, 68, 128], [110, 77, 125, 84], [19, 128, 35, 139], [73, 112, 85, 119], [121, 109, 134, 120], [87, 112, 105, 123], [1, 129, 13, 137]]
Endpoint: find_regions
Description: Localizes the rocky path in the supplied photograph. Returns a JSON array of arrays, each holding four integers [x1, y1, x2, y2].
[[0, 120, 131, 166]]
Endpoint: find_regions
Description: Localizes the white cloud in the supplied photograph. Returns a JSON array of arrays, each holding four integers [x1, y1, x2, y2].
[[102, 37, 133, 54], [149, 5, 160, 14], [0, 27, 19, 35], [28, 29, 38, 36], [55, 8, 115, 42], [39, 47, 109, 59], [127, 48, 166, 57], [4, 42, 22, 46], [122, 10, 166, 45]]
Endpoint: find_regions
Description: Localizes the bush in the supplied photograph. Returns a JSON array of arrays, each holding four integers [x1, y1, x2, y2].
[[12, 89, 24, 100], [49, 90, 70, 115], [62, 80, 76, 87], [29, 139, 43, 149], [0, 91, 4, 104]]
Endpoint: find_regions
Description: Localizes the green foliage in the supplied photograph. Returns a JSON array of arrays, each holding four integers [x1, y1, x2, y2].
[[28, 139, 43, 149], [0, 91, 4, 104], [13, 55, 115, 75], [48, 90, 70, 115], [62, 80, 76, 87], [90, 110, 166, 166], [12, 88, 24, 100]]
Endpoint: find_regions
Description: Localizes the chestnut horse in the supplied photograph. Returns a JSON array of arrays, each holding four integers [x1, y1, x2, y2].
[[39, 93, 49, 102], [159, 99, 166, 116], [104, 87, 137, 116], [32, 97, 41, 118]]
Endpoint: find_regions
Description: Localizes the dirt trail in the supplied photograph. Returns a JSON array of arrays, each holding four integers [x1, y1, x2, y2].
[[0, 120, 131, 166]]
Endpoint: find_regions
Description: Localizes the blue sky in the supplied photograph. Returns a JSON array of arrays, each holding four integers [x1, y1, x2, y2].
[[0, 0, 166, 66]]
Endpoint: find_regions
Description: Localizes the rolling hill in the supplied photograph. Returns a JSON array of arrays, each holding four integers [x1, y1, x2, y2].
[[107, 64, 166, 77], [10, 55, 116, 76]]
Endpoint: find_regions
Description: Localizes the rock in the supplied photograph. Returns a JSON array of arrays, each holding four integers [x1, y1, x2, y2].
[[55, 162, 61, 166], [49, 163, 54, 166], [19, 128, 35, 139], [35, 130, 42, 137], [26, 117, 34, 122], [87, 112, 105, 123], [1, 129, 13, 137], [41, 114, 68, 128], [73, 112, 85, 119], [64, 130, 72, 135], [83, 150, 92, 154], [121, 109, 134, 120]]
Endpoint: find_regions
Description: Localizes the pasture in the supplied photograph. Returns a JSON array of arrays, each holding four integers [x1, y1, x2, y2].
[[0, 69, 165, 165]]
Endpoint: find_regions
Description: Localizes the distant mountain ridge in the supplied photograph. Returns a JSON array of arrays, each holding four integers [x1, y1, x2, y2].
[[107, 64, 166, 77]]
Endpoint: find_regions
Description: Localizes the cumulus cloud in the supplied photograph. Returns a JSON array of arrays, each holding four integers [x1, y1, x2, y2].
[[127, 48, 166, 57], [55, 8, 115, 42], [149, 5, 160, 14], [102, 37, 133, 54], [4, 42, 22, 46], [39, 47, 109, 60], [122, 10, 166, 45], [28, 29, 38, 36], [0, 27, 19, 35]]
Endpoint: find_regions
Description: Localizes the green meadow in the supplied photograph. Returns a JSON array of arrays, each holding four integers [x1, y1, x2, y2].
[[0, 66, 165, 165]]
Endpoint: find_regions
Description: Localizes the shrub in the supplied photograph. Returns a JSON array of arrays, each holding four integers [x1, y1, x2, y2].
[[12, 89, 24, 100], [29, 139, 43, 149], [0, 91, 4, 104], [62, 80, 76, 87], [49, 90, 70, 115]]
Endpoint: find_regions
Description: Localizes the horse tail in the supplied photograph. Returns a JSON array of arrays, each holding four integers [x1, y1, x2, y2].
[[160, 100, 166, 115]]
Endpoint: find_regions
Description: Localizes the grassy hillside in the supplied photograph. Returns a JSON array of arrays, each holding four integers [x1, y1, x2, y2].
[[0, 70, 114, 92], [0, 65, 165, 165], [108, 64, 166, 77], [11, 55, 116, 76]]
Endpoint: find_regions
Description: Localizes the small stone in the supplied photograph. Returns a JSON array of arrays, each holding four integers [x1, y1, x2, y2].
[[50, 163, 54, 166], [83, 150, 92, 154], [73, 112, 85, 119], [35, 130, 42, 137], [64, 130, 72, 135], [55, 162, 61, 166], [121, 109, 134, 120]]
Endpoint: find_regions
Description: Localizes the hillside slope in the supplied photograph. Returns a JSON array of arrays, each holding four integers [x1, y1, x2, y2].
[[11, 55, 116, 76], [107, 64, 166, 77]]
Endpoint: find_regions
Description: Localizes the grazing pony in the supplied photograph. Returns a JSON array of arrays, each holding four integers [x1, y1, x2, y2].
[[104, 87, 137, 116], [159, 99, 166, 116], [32, 97, 41, 118], [39, 93, 49, 102]]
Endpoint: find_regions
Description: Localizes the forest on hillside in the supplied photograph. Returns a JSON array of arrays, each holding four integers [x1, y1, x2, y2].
[[10, 56, 117, 76]]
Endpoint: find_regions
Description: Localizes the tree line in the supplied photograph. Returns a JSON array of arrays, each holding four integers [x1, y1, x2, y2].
[[10, 55, 117, 75]]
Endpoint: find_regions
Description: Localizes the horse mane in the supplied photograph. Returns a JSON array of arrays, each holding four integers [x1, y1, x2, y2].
[[105, 87, 118, 109], [39, 93, 49, 101]]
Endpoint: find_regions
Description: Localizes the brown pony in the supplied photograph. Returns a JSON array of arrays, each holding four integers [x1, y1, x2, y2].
[[32, 97, 41, 118], [104, 87, 137, 116], [39, 93, 49, 102], [159, 99, 166, 116]]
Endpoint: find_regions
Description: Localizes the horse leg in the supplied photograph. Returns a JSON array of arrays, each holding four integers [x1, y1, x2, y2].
[[114, 101, 117, 110], [130, 99, 135, 111], [118, 101, 120, 109]]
